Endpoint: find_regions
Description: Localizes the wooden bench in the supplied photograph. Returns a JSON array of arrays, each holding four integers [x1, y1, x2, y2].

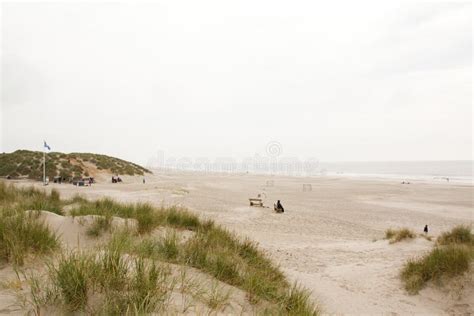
[[249, 198, 263, 207]]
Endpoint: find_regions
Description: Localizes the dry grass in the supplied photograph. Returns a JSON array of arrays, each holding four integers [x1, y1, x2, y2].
[[385, 228, 416, 244]]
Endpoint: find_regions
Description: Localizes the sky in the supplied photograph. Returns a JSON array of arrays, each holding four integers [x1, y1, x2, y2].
[[1, 1, 472, 165]]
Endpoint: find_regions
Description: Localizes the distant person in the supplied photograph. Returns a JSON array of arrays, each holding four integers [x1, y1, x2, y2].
[[143, 178, 146, 184], [423, 225, 428, 234], [276, 200, 284, 213]]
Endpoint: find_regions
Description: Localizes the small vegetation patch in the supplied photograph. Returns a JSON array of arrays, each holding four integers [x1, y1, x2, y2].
[[0, 210, 59, 265], [385, 228, 416, 244], [86, 215, 112, 237], [401, 245, 472, 294], [70, 199, 201, 234], [401, 225, 474, 294], [29, 250, 172, 314], [438, 225, 473, 246], [0, 182, 64, 215], [0, 182, 60, 265]]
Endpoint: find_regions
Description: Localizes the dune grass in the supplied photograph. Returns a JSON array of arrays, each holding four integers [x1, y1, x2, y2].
[[80, 205, 319, 314], [86, 215, 112, 237], [1, 181, 320, 314], [0, 182, 64, 215], [28, 249, 173, 314], [401, 225, 474, 294], [385, 228, 416, 244], [401, 245, 472, 294], [437, 225, 473, 246], [70, 198, 201, 234], [0, 182, 60, 265], [0, 210, 59, 265]]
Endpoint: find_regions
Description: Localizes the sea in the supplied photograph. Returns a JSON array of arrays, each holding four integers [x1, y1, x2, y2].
[[317, 160, 473, 184]]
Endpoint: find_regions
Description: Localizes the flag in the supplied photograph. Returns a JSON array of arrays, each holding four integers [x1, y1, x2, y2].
[[44, 141, 51, 151]]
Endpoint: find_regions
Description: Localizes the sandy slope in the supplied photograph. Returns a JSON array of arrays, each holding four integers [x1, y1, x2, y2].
[[11, 171, 474, 314], [0, 209, 257, 315]]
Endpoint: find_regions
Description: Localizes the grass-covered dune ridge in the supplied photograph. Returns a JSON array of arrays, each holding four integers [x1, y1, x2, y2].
[[401, 225, 474, 294], [0, 181, 320, 314], [0, 150, 151, 180]]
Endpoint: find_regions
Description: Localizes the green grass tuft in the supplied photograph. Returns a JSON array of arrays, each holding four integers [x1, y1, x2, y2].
[[281, 283, 320, 316], [438, 225, 473, 246], [0, 209, 59, 265], [49, 252, 91, 311], [157, 231, 180, 261], [86, 215, 112, 237], [401, 245, 472, 294]]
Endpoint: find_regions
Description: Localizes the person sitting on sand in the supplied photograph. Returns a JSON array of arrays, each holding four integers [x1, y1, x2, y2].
[[424, 224, 428, 234], [276, 200, 284, 213]]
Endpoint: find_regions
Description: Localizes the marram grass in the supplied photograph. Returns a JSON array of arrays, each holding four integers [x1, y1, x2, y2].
[[1, 181, 320, 314]]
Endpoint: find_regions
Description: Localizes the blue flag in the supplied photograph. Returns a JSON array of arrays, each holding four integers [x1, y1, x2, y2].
[[44, 141, 51, 151]]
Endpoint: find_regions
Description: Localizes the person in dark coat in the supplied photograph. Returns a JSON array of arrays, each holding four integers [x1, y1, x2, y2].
[[423, 225, 428, 234], [276, 200, 284, 213]]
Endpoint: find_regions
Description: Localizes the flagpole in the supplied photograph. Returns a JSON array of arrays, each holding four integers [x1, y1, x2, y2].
[[43, 147, 46, 185]]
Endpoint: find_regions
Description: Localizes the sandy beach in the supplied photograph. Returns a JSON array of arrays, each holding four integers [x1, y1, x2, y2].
[[11, 170, 472, 314]]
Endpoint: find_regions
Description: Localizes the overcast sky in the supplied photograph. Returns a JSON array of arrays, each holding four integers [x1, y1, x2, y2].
[[1, 1, 472, 164]]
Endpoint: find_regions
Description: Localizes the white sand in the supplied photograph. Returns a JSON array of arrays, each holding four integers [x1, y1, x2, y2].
[[11, 171, 474, 314]]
